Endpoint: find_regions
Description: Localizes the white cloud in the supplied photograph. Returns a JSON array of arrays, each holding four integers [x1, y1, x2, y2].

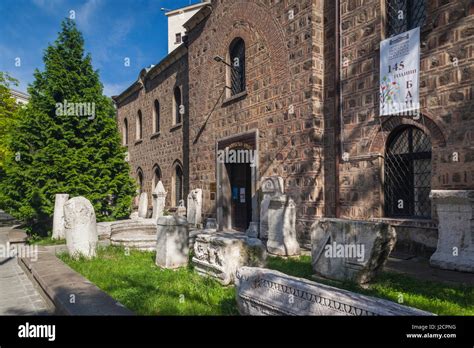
[[76, 0, 103, 33], [102, 82, 129, 97]]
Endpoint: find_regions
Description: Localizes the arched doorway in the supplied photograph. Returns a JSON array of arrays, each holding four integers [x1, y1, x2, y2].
[[384, 126, 432, 218]]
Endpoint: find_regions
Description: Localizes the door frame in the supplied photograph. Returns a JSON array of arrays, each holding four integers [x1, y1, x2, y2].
[[216, 129, 259, 231]]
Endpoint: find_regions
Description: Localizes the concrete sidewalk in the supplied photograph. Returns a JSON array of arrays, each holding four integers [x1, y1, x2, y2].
[[0, 226, 52, 315]]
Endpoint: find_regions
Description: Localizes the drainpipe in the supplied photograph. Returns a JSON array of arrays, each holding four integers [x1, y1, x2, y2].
[[334, 0, 341, 218]]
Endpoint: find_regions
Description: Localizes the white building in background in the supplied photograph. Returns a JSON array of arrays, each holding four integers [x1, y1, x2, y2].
[[165, 1, 209, 54], [10, 89, 29, 105]]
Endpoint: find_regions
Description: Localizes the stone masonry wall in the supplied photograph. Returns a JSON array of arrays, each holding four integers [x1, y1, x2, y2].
[[115, 56, 189, 209]]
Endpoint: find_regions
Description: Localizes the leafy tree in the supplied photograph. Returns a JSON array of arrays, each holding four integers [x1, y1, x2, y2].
[[0, 72, 19, 171], [0, 19, 136, 235]]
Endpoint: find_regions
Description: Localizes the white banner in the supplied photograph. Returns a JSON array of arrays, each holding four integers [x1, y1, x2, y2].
[[380, 27, 420, 117]]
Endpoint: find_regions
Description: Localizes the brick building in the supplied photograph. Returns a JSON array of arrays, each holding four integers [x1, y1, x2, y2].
[[113, 0, 474, 256]]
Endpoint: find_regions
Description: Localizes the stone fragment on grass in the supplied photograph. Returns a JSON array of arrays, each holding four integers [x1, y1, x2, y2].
[[156, 216, 189, 269]]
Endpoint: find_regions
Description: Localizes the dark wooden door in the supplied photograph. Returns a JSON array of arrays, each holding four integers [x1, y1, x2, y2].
[[227, 162, 252, 231]]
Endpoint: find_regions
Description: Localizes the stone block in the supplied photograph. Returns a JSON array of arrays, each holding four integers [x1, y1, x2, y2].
[[192, 232, 266, 285], [156, 216, 189, 269], [429, 190, 474, 273], [235, 267, 433, 316], [267, 195, 300, 256], [187, 189, 202, 226], [52, 194, 69, 240], [152, 181, 167, 219], [260, 176, 285, 240], [64, 197, 98, 259], [311, 218, 396, 284], [138, 193, 148, 218]]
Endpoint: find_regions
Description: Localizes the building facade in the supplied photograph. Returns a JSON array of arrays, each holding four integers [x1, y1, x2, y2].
[[114, 0, 474, 255]]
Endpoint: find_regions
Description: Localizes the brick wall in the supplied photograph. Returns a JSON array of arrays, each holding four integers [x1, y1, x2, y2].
[[115, 55, 189, 209]]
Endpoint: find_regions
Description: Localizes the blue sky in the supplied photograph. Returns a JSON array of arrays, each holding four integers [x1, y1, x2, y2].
[[0, 0, 201, 96]]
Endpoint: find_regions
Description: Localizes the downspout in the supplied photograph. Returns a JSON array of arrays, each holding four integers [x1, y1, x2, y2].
[[334, 0, 342, 218]]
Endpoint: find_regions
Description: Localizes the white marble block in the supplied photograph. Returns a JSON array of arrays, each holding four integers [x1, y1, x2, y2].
[[138, 192, 148, 218], [311, 218, 396, 284], [64, 197, 98, 259], [267, 195, 300, 256], [236, 267, 433, 316], [430, 190, 474, 273], [260, 176, 285, 240], [156, 216, 189, 269], [187, 189, 202, 226], [52, 193, 69, 240], [152, 181, 167, 219]]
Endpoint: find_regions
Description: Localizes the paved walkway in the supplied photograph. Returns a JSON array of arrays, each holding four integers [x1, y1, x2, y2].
[[0, 226, 52, 315]]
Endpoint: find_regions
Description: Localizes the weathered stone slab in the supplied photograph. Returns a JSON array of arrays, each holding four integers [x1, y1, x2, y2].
[[311, 218, 396, 284], [192, 232, 266, 285], [96, 221, 113, 240], [156, 216, 189, 269], [52, 194, 69, 240], [138, 192, 148, 218], [260, 176, 284, 240], [152, 181, 167, 219], [430, 190, 474, 273], [235, 267, 433, 316], [246, 222, 259, 238], [187, 189, 202, 227], [64, 197, 98, 259], [267, 195, 300, 256], [176, 200, 186, 217]]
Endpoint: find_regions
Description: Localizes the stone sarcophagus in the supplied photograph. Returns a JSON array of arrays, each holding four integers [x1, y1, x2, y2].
[[192, 232, 266, 285], [430, 190, 474, 273], [235, 267, 433, 316], [311, 218, 396, 284]]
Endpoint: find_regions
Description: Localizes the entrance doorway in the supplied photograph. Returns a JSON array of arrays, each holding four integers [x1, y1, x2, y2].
[[216, 131, 258, 232], [226, 157, 252, 231]]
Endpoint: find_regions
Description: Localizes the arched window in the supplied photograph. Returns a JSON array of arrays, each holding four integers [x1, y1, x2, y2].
[[136, 110, 143, 140], [228, 38, 246, 96], [173, 87, 182, 125], [386, 0, 426, 37], [384, 126, 431, 218], [123, 118, 128, 145], [172, 162, 184, 206], [152, 165, 162, 191], [153, 100, 160, 133], [137, 168, 144, 194]]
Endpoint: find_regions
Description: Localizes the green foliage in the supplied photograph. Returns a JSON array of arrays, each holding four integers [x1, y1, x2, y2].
[[0, 72, 19, 170], [0, 19, 136, 234], [267, 256, 474, 315], [60, 246, 238, 315]]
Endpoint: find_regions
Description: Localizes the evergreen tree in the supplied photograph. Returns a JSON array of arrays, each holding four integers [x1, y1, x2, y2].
[[0, 19, 136, 234], [0, 72, 19, 171]]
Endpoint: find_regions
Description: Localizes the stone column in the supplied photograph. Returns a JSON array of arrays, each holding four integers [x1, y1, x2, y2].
[[138, 192, 148, 218], [430, 190, 474, 273], [187, 189, 202, 226], [64, 197, 98, 259], [152, 181, 167, 219], [52, 193, 69, 240], [267, 194, 300, 256], [156, 216, 189, 269]]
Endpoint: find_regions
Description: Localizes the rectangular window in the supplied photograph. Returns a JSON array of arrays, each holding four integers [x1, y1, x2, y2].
[[386, 0, 426, 37], [175, 33, 182, 44]]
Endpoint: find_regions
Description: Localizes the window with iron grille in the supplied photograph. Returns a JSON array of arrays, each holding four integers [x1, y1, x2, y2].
[[386, 0, 426, 37], [384, 126, 431, 219], [229, 38, 246, 95]]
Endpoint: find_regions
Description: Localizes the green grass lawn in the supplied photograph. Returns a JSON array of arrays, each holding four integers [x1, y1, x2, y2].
[[29, 236, 66, 246], [59, 246, 238, 315], [267, 256, 474, 316], [60, 246, 473, 316]]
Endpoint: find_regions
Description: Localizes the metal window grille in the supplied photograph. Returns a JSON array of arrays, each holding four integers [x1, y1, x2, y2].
[[230, 39, 246, 95], [384, 126, 431, 219], [386, 0, 426, 37]]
